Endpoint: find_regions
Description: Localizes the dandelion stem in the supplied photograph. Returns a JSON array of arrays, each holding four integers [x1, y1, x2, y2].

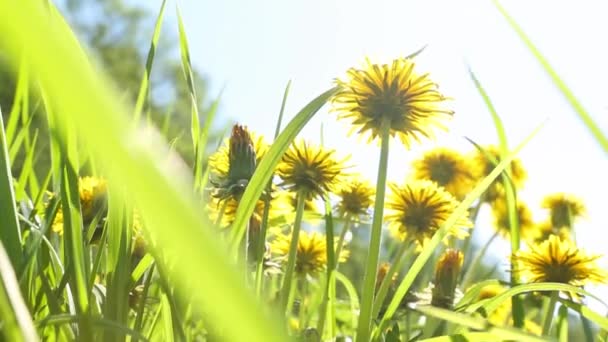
[[254, 192, 273, 296], [460, 196, 484, 268], [356, 118, 391, 342], [334, 218, 351, 269], [542, 292, 559, 335], [372, 242, 410, 319], [280, 190, 306, 316]]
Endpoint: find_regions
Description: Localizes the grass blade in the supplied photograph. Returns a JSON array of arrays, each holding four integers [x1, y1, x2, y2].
[[0, 241, 38, 341], [0, 107, 23, 268], [133, 0, 167, 122], [229, 86, 340, 251], [493, 0, 608, 153]]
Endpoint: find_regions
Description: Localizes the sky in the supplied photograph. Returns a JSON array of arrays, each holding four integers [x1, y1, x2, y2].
[[169, 0, 608, 305]]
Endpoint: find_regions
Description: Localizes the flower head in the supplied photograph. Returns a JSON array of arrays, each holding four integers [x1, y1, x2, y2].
[[50, 176, 108, 236], [541, 193, 586, 229], [386, 180, 472, 249], [276, 140, 349, 200], [431, 249, 464, 309], [208, 125, 269, 200], [513, 235, 608, 287], [411, 148, 476, 200], [472, 146, 527, 202], [334, 175, 375, 222], [271, 230, 349, 278], [491, 199, 537, 241], [332, 57, 453, 147]]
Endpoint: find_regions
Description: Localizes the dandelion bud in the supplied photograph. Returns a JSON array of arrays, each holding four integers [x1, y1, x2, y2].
[[431, 249, 463, 309]]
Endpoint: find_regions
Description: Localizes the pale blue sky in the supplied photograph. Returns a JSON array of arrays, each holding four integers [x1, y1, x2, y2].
[[173, 0, 608, 305]]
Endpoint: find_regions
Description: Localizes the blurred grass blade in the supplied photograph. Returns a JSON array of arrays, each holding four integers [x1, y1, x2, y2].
[[133, 0, 167, 122], [415, 306, 547, 342], [493, 0, 608, 153], [229, 86, 340, 250], [0, 241, 38, 341], [464, 282, 607, 315], [0, 1, 287, 341], [559, 299, 608, 331], [375, 123, 544, 336], [0, 107, 23, 268]]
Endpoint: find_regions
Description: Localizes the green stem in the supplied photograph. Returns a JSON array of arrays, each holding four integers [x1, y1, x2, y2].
[[334, 218, 352, 269], [280, 191, 306, 315], [316, 196, 340, 338], [461, 231, 499, 288], [254, 191, 273, 296], [371, 242, 409, 319], [542, 292, 558, 336], [355, 119, 391, 342]]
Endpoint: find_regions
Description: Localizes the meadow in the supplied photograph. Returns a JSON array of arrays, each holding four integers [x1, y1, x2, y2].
[[0, 0, 607, 341]]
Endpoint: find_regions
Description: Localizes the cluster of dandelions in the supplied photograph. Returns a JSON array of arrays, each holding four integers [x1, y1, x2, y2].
[[203, 56, 607, 338]]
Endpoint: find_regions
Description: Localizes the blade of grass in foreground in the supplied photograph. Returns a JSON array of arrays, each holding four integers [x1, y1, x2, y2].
[[493, 0, 608, 153], [374, 122, 544, 338], [0, 108, 23, 269], [0, 1, 287, 341], [229, 86, 340, 253], [0, 241, 38, 341]]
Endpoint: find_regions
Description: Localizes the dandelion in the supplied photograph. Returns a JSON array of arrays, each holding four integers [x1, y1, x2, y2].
[[51, 176, 108, 236], [431, 249, 464, 309], [332, 58, 453, 147], [334, 176, 375, 222], [491, 199, 537, 241], [513, 235, 608, 287], [206, 192, 289, 230], [271, 230, 349, 279], [386, 180, 472, 249], [472, 146, 526, 202], [541, 192, 586, 229], [276, 140, 349, 200], [411, 147, 476, 200], [208, 124, 269, 201]]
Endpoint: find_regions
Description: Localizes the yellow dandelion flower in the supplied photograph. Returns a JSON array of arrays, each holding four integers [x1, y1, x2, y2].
[[533, 220, 571, 243], [472, 146, 527, 202], [208, 124, 269, 200], [375, 262, 397, 291], [513, 235, 608, 286], [79, 176, 108, 220], [411, 147, 476, 200], [334, 175, 375, 222], [271, 230, 349, 278], [276, 140, 349, 200], [207, 191, 289, 229], [50, 176, 108, 236], [51, 209, 64, 235], [541, 192, 586, 229], [385, 180, 472, 249], [491, 199, 537, 241], [431, 249, 464, 309], [332, 57, 453, 147]]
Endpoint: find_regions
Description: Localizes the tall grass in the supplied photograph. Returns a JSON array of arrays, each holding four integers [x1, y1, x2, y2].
[[0, 0, 606, 341]]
